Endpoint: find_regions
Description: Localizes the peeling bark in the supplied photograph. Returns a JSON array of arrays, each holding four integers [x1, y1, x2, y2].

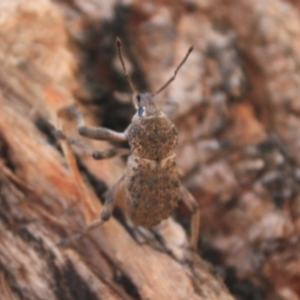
[[1, 0, 299, 299], [0, 1, 234, 300]]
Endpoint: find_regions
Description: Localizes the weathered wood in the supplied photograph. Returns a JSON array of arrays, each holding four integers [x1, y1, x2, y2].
[[0, 1, 235, 300], [2, 0, 300, 299]]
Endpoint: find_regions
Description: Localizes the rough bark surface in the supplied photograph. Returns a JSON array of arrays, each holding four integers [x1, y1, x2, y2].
[[0, 0, 299, 300]]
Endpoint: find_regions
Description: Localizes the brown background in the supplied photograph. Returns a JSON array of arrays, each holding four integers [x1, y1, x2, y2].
[[0, 0, 300, 299]]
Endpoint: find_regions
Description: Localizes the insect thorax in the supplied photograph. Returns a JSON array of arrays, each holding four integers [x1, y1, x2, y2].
[[126, 115, 178, 160]]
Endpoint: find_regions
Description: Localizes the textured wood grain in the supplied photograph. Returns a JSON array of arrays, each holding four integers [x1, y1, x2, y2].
[[2, 0, 300, 299], [0, 0, 235, 299]]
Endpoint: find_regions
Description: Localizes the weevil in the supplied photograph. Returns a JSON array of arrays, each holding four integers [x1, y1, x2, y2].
[[57, 37, 200, 249]]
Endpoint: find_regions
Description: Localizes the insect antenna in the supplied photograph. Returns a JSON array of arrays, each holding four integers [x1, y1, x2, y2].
[[116, 37, 138, 94], [153, 46, 194, 96]]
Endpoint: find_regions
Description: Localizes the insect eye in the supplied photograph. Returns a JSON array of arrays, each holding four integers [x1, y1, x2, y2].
[[138, 107, 145, 117]]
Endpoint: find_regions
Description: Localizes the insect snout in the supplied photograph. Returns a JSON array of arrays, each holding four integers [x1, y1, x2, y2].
[[134, 93, 145, 117], [133, 93, 159, 117]]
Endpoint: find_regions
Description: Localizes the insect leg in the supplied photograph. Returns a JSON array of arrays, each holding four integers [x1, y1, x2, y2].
[[57, 105, 127, 142], [180, 185, 200, 250], [55, 130, 130, 160], [91, 148, 130, 160], [57, 175, 125, 247], [74, 110, 127, 142], [78, 125, 127, 142]]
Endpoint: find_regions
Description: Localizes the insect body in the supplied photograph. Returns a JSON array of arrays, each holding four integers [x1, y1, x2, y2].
[[125, 93, 179, 227], [57, 38, 200, 249]]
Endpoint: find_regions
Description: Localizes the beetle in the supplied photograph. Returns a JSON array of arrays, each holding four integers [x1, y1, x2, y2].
[[57, 37, 200, 249]]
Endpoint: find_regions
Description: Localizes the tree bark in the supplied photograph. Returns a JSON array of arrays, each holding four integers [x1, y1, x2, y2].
[[0, 1, 234, 300], [1, 0, 300, 299]]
